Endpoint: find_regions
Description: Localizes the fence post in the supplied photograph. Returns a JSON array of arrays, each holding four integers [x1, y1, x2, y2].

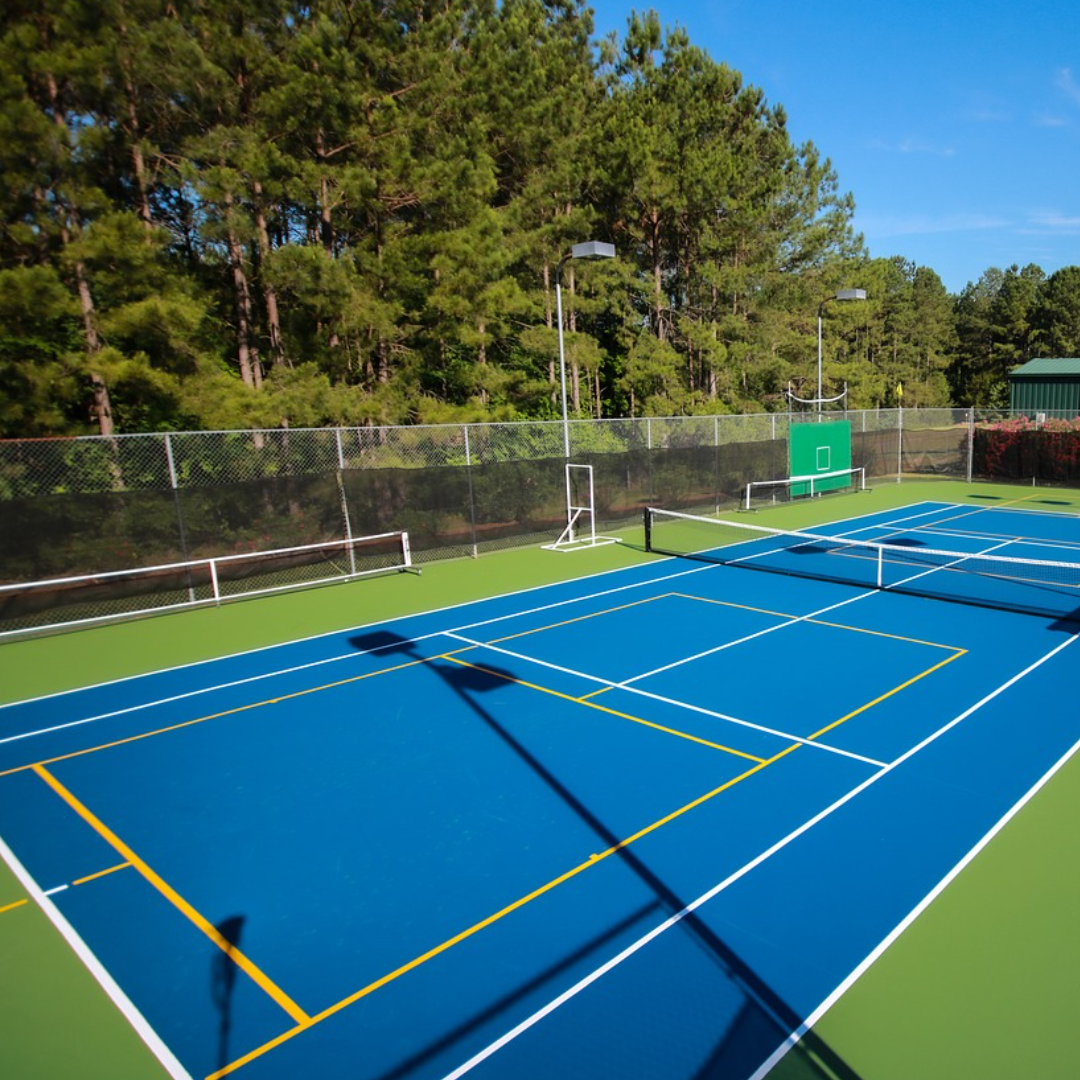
[[164, 433, 195, 601], [967, 407, 975, 482], [897, 407, 903, 483], [464, 424, 478, 558]]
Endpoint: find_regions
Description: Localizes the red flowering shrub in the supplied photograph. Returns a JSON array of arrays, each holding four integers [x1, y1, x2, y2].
[[975, 416, 1080, 480]]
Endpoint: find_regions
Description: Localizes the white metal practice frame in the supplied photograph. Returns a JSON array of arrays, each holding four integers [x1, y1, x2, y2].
[[744, 466, 866, 511], [543, 464, 621, 552], [0, 531, 413, 639]]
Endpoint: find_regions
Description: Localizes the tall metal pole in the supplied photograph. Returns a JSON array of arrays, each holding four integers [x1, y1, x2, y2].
[[554, 243, 614, 460], [816, 307, 824, 417], [556, 263, 570, 459]]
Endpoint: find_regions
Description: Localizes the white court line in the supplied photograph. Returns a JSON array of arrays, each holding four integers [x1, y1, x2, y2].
[[0, 500, 955, 715], [749, 629, 1080, 1080], [0, 832, 194, 1080], [0, 503, 958, 749], [619, 587, 882, 687], [441, 631, 886, 769], [886, 537, 1017, 591], [0, 563, 724, 750], [442, 630, 1079, 1080], [903, 525, 1080, 555]]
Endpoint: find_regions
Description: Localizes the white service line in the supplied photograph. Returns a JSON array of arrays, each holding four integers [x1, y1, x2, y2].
[[441, 631, 886, 768], [441, 629, 1078, 1080], [0, 832, 194, 1080], [618, 586, 880, 687]]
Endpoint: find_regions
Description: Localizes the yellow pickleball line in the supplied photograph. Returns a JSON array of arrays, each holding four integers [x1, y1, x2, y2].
[[0, 650, 475, 779], [32, 764, 310, 1027], [806, 649, 967, 741], [439, 655, 764, 763], [670, 592, 964, 651], [206, 742, 802, 1078], [71, 861, 131, 887], [478, 593, 674, 647]]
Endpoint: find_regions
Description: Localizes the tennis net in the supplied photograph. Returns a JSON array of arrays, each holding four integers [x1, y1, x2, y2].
[[644, 507, 1080, 622]]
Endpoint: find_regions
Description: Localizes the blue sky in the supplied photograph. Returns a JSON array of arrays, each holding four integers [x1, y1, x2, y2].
[[587, 0, 1080, 294]]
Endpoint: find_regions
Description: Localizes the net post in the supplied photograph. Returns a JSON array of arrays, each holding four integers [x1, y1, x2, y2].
[[876, 545, 883, 588], [643, 508, 653, 552], [209, 558, 221, 603], [401, 530, 414, 571]]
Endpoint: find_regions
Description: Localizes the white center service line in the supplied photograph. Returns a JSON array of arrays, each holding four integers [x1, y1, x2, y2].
[[441, 630, 1079, 1080], [617, 588, 879, 687], [440, 631, 886, 768]]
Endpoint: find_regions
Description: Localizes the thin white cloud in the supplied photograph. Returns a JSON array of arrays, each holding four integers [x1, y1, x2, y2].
[[858, 212, 1010, 238], [868, 137, 956, 157], [1024, 210, 1080, 232], [1034, 113, 1070, 128], [968, 108, 1012, 123], [1055, 68, 1080, 108]]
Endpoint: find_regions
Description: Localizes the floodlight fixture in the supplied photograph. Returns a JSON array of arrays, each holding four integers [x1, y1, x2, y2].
[[555, 242, 616, 457], [817, 288, 868, 413]]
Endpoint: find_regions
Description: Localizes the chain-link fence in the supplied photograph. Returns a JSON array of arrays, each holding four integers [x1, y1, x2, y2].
[[2, 407, 1067, 634]]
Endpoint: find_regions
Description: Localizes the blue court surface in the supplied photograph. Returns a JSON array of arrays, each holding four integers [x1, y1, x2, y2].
[[3, 499, 1080, 1080]]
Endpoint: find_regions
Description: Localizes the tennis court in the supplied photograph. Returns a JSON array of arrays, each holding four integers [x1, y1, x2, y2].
[[3, 493, 1080, 1080]]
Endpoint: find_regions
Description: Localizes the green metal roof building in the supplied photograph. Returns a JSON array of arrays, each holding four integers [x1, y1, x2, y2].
[[1008, 358, 1080, 415]]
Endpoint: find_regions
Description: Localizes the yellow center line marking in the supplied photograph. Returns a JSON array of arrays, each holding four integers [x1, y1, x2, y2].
[[2, 649, 478, 779], [805, 648, 967, 741], [668, 592, 795, 621], [483, 593, 673, 646], [209, 743, 800, 1078], [577, 687, 612, 701], [0, 898, 29, 915], [71, 861, 131, 887], [31, 764, 310, 1027], [439, 655, 764, 762], [671, 592, 963, 651]]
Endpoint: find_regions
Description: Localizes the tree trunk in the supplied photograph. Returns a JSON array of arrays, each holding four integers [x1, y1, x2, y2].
[[477, 319, 489, 405], [650, 209, 665, 342], [316, 130, 334, 256], [43, 64, 114, 434], [224, 194, 260, 388], [252, 179, 287, 368], [117, 20, 153, 236]]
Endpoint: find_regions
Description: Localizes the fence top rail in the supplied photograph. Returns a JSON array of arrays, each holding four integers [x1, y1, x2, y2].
[[0, 531, 407, 594], [0, 409, 936, 448]]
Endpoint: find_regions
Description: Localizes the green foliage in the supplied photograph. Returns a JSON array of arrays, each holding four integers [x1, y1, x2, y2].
[[2, 1, 1078, 436]]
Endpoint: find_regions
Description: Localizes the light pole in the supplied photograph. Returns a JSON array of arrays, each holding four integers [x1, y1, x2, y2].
[[817, 288, 867, 414], [556, 241, 616, 457]]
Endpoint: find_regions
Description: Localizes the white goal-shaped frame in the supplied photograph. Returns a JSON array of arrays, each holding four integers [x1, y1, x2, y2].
[[542, 464, 621, 553]]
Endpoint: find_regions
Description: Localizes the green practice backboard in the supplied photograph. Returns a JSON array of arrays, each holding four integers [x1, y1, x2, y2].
[[789, 420, 852, 496]]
